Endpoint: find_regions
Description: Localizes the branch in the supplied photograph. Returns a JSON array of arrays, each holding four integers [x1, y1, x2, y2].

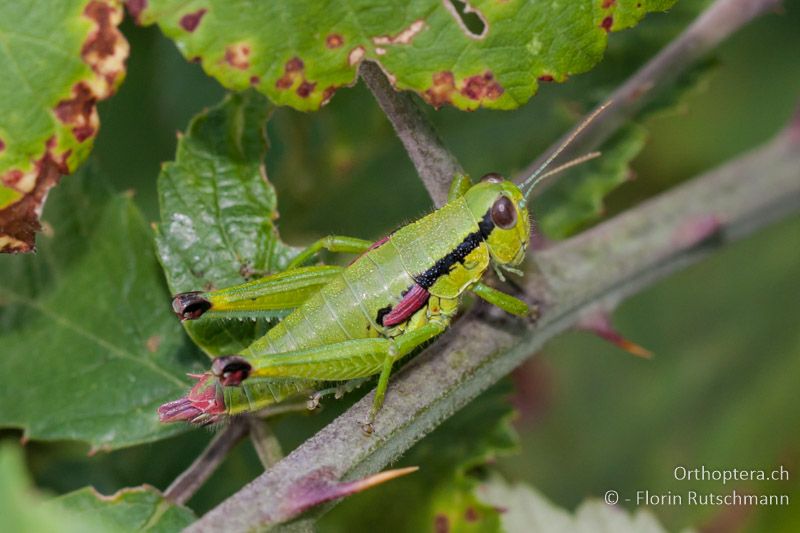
[[164, 418, 249, 505], [187, 106, 800, 532], [518, 0, 783, 184], [360, 61, 464, 206]]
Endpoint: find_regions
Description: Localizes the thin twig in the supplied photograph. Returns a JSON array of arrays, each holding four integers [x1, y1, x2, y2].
[[187, 106, 800, 533], [360, 61, 464, 207], [164, 418, 250, 505], [248, 417, 284, 469], [518, 0, 783, 185]]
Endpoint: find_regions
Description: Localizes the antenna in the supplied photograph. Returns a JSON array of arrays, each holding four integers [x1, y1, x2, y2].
[[519, 101, 610, 198], [530, 151, 601, 184]]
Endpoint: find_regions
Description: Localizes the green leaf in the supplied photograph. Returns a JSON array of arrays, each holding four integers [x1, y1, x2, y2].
[[53, 485, 196, 532], [0, 166, 198, 450], [537, 125, 647, 239], [321, 381, 518, 533], [0, 443, 108, 533], [477, 475, 691, 533], [132, 0, 675, 112], [0, 0, 128, 253], [532, 6, 716, 240], [155, 91, 299, 355]]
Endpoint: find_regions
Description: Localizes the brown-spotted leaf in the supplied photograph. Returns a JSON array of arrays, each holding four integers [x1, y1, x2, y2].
[[131, 0, 675, 112], [0, 0, 128, 253]]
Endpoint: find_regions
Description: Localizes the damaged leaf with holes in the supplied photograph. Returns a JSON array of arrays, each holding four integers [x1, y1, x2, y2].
[[132, 0, 675, 112], [0, 168, 196, 450], [0, 0, 128, 253], [155, 91, 300, 356]]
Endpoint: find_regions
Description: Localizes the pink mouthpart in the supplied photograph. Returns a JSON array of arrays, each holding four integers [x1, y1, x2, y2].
[[157, 373, 226, 424]]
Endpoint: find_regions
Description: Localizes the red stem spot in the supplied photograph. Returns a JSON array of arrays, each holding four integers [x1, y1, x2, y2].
[[296, 80, 316, 98], [72, 125, 95, 142], [54, 83, 97, 142], [83, 1, 116, 58], [326, 33, 344, 48], [179, 8, 207, 32], [126, 0, 147, 24], [322, 86, 336, 104], [424, 71, 456, 108], [434, 514, 450, 533], [461, 71, 503, 101], [3, 169, 23, 187], [286, 57, 304, 72], [276, 76, 293, 90], [600, 16, 613, 32], [224, 44, 250, 69]]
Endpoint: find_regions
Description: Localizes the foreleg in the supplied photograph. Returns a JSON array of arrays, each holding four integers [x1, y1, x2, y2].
[[471, 282, 531, 317]]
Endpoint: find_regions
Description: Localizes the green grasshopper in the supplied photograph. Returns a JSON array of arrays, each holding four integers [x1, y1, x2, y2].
[[158, 108, 604, 429]]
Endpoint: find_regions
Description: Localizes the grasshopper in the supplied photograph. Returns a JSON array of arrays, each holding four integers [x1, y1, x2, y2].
[[158, 107, 604, 430]]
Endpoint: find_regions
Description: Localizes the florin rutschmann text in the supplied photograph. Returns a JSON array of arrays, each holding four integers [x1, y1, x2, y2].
[[635, 489, 789, 507], [602, 465, 791, 508]]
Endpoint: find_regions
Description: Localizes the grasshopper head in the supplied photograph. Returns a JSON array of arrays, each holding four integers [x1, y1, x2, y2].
[[464, 173, 531, 267]]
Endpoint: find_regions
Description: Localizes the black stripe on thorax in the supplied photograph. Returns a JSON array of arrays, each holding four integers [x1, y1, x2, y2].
[[414, 210, 494, 289]]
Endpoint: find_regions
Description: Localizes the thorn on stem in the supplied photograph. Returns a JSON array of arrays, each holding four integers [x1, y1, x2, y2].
[[577, 308, 653, 359], [284, 466, 418, 517]]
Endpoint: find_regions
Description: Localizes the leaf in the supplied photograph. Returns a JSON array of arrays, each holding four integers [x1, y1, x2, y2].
[[537, 124, 647, 239], [0, 0, 128, 253], [0, 443, 108, 533], [0, 166, 199, 450], [155, 91, 300, 356], [321, 381, 518, 533], [476, 475, 693, 533], [53, 485, 196, 532], [131, 0, 675, 112], [0, 442, 194, 533], [532, 9, 716, 239]]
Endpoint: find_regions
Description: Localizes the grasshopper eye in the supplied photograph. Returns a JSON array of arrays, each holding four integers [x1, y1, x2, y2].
[[212, 356, 252, 386], [480, 172, 504, 183], [491, 196, 517, 229]]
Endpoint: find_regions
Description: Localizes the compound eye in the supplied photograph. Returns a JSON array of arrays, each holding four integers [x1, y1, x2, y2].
[[480, 172, 504, 184], [490, 196, 517, 229]]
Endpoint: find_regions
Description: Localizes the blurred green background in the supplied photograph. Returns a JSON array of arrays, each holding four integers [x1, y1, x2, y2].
[[8, 1, 800, 531]]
